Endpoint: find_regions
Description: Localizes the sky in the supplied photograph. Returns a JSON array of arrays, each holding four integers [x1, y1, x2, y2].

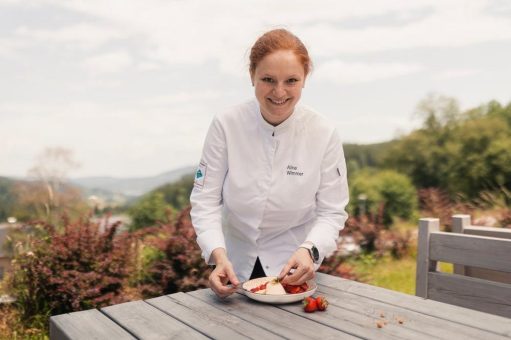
[[1, 0, 511, 178]]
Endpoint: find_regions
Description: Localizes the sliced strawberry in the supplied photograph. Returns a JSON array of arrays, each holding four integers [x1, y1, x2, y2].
[[282, 282, 309, 294], [250, 282, 268, 293]]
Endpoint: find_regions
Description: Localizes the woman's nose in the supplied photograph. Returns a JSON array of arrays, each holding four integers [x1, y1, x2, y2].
[[273, 83, 286, 97]]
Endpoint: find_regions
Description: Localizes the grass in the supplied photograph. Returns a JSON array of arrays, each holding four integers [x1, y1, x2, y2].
[[348, 253, 453, 295]]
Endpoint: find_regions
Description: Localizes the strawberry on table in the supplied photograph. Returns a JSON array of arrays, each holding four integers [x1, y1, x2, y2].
[[303, 296, 318, 313], [315, 296, 329, 311]]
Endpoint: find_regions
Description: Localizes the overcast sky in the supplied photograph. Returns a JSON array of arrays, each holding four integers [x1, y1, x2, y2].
[[1, 0, 511, 178]]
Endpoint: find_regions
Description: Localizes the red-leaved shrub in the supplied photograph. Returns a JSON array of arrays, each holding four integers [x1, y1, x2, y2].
[[418, 187, 470, 231], [9, 217, 135, 326], [136, 207, 211, 297]]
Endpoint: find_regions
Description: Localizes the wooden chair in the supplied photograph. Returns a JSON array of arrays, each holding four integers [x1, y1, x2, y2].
[[452, 214, 511, 284], [416, 218, 511, 317]]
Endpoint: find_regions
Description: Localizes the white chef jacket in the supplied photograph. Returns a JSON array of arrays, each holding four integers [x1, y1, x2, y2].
[[190, 99, 349, 282]]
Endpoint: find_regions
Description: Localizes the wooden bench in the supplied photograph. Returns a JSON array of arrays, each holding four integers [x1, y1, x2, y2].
[[452, 214, 511, 284], [416, 217, 511, 318]]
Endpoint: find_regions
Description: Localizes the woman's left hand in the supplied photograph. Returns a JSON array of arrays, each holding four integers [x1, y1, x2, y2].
[[278, 248, 315, 285]]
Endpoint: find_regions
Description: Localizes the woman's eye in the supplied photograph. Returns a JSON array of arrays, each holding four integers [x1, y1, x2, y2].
[[287, 78, 298, 84], [262, 77, 274, 83]]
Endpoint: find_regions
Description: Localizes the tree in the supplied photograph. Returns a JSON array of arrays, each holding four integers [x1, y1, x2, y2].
[[384, 97, 511, 199], [14, 147, 84, 222], [128, 192, 172, 231], [127, 175, 195, 231]]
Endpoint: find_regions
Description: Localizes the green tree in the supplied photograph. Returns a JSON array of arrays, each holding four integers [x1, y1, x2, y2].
[[349, 169, 417, 226], [155, 174, 194, 211], [384, 96, 511, 199], [128, 192, 172, 231]]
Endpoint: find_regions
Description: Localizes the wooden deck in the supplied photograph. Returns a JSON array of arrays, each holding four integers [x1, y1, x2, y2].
[[50, 272, 511, 339]]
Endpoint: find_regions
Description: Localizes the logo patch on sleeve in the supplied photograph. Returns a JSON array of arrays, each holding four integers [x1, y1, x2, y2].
[[194, 161, 207, 189]]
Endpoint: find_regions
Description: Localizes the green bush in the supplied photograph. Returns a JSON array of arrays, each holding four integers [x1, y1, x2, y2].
[[349, 169, 417, 226], [128, 192, 173, 231]]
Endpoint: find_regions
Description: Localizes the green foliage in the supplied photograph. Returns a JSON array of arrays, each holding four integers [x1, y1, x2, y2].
[[384, 96, 511, 199], [0, 177, 14, 221], [128, 192, 172, 231], [155, 174, 195, 211], [128, 175, 194, 231], [349, 169, 418, 226], [343, 141, 395, 174]]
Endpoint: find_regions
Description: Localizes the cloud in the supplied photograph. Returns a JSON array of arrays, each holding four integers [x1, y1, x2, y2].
[[314, 59, 422, 84], [84, 51, 133, 74], [304, 2, 511, 57], [0, 95, 222, 176], [4, 0, 511, 75], [14, 22, 124, 50], [0, 37, 28, 57], [433, 68, 481, 80]]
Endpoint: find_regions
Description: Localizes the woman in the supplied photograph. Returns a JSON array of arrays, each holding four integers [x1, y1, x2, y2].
[[190, 29, 349, 298]]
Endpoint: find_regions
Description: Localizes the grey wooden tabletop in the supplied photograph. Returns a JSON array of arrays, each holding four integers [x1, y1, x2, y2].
[[50, 272, 511, 339]]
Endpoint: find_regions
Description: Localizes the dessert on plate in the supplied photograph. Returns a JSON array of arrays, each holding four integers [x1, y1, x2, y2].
[[248, 277, 308, 295]]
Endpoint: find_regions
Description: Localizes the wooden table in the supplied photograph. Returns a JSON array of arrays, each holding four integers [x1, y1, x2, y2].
[[50, 272, 511, 339]]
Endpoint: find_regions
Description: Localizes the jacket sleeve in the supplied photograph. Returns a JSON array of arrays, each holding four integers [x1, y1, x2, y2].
[[306, 129, 349, 261], [190, 116, 228, 264]]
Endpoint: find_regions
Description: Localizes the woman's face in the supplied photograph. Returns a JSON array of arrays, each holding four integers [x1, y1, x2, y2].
[[251, 50, 306, 126]]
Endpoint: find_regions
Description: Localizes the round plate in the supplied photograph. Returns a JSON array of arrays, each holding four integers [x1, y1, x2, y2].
[[241, 276, 317, 304]]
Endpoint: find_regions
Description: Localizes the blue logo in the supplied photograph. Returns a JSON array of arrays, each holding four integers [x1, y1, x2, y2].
[[196, 169, 203, 179]]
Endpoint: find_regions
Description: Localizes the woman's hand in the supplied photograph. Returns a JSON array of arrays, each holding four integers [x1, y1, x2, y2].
[[278, 248, 315, 285], [209, 248, 240, 298]]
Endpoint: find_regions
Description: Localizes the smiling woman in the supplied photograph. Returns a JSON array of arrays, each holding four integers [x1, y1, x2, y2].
[[249, 29, 312, 126], [190, 28, 349, 299]]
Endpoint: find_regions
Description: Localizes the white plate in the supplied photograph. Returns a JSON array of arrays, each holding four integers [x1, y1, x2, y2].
[[241, 276, 317, 304]]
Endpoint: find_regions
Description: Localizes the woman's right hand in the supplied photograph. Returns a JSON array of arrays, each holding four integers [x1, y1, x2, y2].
[[209, 248, 240, 298]]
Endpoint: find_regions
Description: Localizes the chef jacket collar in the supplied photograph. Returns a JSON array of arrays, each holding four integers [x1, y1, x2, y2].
[[255, 100, 302, 137]]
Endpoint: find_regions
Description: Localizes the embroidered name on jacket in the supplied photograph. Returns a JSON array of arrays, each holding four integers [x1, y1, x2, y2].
[[286, 165, 303, 176]]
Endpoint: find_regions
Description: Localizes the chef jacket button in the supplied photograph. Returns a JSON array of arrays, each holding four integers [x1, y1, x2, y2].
[[265, 266, 269, 269]]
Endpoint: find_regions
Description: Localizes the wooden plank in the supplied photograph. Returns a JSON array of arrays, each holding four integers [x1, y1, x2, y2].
[[416, 218, 439, 297], [316, 283, 509, 340], [101, 300, 207, 340], [147, 293, 282, 339], [429, 232, 511, 273], [428, 272, 511, 318], [464, 266, 511, 284], [464, 226, 511, 239], [50, 309, 135, 340], [452, 214, 471, 275], [452, 215, 511, 282], [189, 288, 360, 339], [316, 272, 511, 338]]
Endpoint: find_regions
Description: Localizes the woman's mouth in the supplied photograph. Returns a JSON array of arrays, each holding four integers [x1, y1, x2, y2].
[[268, 98, 290, 106]]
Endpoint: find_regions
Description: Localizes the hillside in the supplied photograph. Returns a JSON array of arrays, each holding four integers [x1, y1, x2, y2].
[[72, 166, 196, 196]]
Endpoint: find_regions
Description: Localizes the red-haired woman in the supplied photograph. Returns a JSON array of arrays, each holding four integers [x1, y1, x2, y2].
[[190, 29, 349, 298]]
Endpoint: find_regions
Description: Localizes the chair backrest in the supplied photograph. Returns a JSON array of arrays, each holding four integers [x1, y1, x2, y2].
[[452, 214, 511, 284], [416, 218, 511, 317]]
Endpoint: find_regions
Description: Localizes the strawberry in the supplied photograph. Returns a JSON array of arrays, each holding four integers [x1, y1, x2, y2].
[[282, 282, 309, 294], [303, 296, 318, 313], [250, 282, 268, 293], [315, 296, 329, 311]]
